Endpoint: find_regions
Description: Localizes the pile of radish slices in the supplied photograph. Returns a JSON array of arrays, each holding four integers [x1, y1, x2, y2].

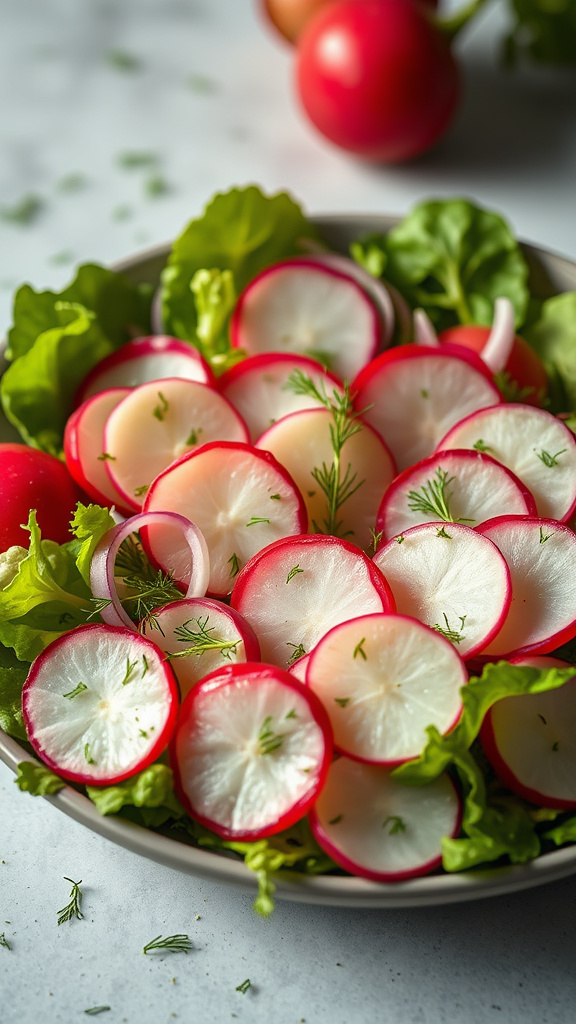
[[22, 252, 576, 885]]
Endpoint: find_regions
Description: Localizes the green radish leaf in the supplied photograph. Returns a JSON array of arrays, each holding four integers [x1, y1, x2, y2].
[[524, 292, 576, 415]]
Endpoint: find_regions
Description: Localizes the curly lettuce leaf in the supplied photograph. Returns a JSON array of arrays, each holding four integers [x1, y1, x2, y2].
[[544, 816, 576, 847], [524, 292, 576, 414], [0, 655, 29, 741], [86, 764, 185, 827], [15, 760, 65, 795], [367, 198, 529, 331], [161, 185, 318, 343], [69, 503, 116, 586]]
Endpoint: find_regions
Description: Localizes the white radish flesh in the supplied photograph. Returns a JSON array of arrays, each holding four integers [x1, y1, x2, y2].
[[437, 404, 576, 523], [63, 387, 131, 512], [310, 757, 461, 881], [218, 352, 344, 442], [481, 656, 576, 808], [145, 598, 260, 700], [144, 441, 307, 597], [352, 346, 502, 471], [230, 534, 394, 669], [476, 516, 576, 658], [103, 378, 249, 511], [377, 449, 536, 541], [306, 613, 466, 763], [22, 624, 179, 785], [373, 523, 511, 659], [172, 662, 333, 840], [76, 335, 214, 403], [302, 253, 396, 347], [257, 407, 396, 551], [231, 258, 380, 381]]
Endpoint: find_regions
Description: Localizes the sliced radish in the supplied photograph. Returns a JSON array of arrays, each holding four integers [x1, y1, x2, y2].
[[21, 623, 179, 785], [257, 407, 396, 551], [373, 523, 511, 659], [476, 516, 576, 659], [288, 651, 311, 683], [230, 258, 381, 381], [230, 534, 394, 669], [103, 378, 249, 511], [352, 345, 502, 471], [172, 662, 333, 840], [145, 598, 260, 701], [301, 253, 396, 347], [306, 613, 466, 764], [481, 656, 576, 809], [377, 449, 536, 541], [437, 404, 576, 523], [90, 512, 210, 630], [144, 441, 307, 597], [76, 335, 214, 404], [64, 387, 132, 513], [309, 757, 461, 882], [218, 352, 344, 442]]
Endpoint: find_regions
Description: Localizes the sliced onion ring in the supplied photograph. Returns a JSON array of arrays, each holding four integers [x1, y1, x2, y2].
[[479, 296, 516, 374], [90, 511, 210, 630], [413, 308, 439, 348]]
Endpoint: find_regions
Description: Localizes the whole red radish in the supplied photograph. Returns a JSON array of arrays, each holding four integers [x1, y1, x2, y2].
[[295, 0, 458, 162], [0, 443, 80, 551]]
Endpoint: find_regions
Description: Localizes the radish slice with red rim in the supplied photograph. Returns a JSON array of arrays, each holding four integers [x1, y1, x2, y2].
[[230, 534, 394, 669], [144, 441, 307, 597], [352, 345, 502, 472], [437, 403, 576, 523], [309, 757, 462, 882], [90, 511, 210, 630], [22, 623, 179, 785], [257, 406, 396, 551], [377, 449, 536, 541], [218, 352, 344, 443], [476, 516, 576, 659], [300, 253, 396, 347], [75, 335, 214, 404], [373, 523, 511, 659], [480, 656, 576, 809], [64, 387, 132, 514], [172, 662, 333, 840], [103, 377, 249, 511], [230, 258, 381, 380], [306, 613, 466, 764], [145, 597, 260, 700]]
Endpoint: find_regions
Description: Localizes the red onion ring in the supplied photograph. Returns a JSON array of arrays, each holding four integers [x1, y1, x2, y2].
[[90, 511, 210, 630], [479, 297, 516, 374], [413, 309, 440, 347]]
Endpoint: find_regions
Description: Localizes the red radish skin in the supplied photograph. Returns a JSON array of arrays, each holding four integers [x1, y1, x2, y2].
[[146, 598, 261, 700], [231, 258, 381, 381], [309, 757, 461, 882], [22, 624, 179, 786], [231, 533, 395, 668], [218, 352, 344, 443], [480, 658, 576, 809], [0, 443, 81, 550], [144, 441, 308, 597], [305, 613, 467, 764], [476, 516, 576, 660], [377, 448, 536, 541], [438, 325, 548, 407], [373, 522, 512, 659], [172, 662, 333, 840], [75, 335, 214, 405], [352, 345, 502, 472], [63, 387, 133, 514], [436, 403, 576, 524], [295, 0, 459, 163]]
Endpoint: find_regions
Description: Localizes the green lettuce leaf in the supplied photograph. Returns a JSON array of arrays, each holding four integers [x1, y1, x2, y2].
[[370, 198, 529, 331], [15, 760, 65, 795], [161, 185, 318, 343], [544, 816, 576, 846], [86, 764, 185, 827], [0, 655, 29, 741], [524, 292, 576, 414], [69, 503, 116, 586]]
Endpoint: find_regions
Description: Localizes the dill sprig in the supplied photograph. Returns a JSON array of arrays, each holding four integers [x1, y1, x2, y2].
[[169, 616, 241, 661], [258, 716, 284, 756], [142, 934, 193, 955], [432, 612, 466, 645], [285, 370, 366, 537], [0, 932, 11, 950], [535, 447, 566, 468], [407, 468, 474, 524], [121, 571, 182, 630], [57, 877, 84, 925]]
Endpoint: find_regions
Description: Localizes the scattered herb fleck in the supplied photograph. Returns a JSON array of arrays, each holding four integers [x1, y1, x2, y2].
[[143, 934, 193, 955], [84, 1008, 111, 1017], [432, 612, 465, 644], [105, 49, 142, 72], [286, 642, 306, 665], [473, 439, 492, 452], [270, 493, 281, 500], [258, 716, 284, 756], [539, 526, 554, 544], [228, 552, 241, 578], [84, 743, 96, 765], [62, 682, 88, 700], [436, 526, 452, 539], [57, 878, 83, 925], [334, 697, 351, 708], [48, 250, 74, 266], [153, 392, 169, 421], [285, 709, 297, 719], [145, 174, 170, 198], [286, 564, 304, 583], [0, 194, 44, 226], [0, 933, 10, 950], [57, 172, 88, 192], [328, 814, 343, 825], [246, 516, 271, 527], [236, 979, 251, 995], [120, 657, 138, 686], [382, 815, 406, 834], [353, 638, 367, 661], [97, 452, 116, 461], [117, 151, 158, 170], [535, 448, 566, 468], [134, 484, 150, 497]]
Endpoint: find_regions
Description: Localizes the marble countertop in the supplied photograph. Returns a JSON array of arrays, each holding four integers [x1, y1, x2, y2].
[[2, 1, 576, 1021]]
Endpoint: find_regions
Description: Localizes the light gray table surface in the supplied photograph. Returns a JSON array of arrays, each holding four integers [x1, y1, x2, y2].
[[2, 2, 576, 1022]]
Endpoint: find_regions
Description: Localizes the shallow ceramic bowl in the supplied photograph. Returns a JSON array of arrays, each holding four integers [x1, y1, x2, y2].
[[2, 214, 576, 908]]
